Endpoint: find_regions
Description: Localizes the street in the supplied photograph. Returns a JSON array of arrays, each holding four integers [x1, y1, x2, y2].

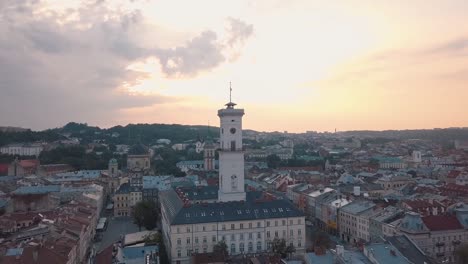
[[94, 216, 141, 252]]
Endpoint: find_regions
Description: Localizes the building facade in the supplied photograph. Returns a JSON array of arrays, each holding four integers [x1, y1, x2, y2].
[[160, 100, 306, 264]]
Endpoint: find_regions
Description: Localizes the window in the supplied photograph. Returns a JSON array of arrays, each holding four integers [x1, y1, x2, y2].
[[231, 175, 237, 190], [187, 238, 190, 244], [249, 233, 253, 239], [195, 237, 199, 244], [177, 238, 181, 245], [275, 231, 278, 238], [282, 220, 286, 226], [257, 241, 262, 251], [267, 221, 270, 227], [267, 231, 270, 238], [203, 247, 207, 253], [298, 229, 302, 236], [177, 227, 180, 233], [187, 227, 190, 232], [257, 232, 261, 239], [240, 242, 245, 252], [177, 250, 181, 257], [240, 234, 244, 240], [248, 242, 253, 252], [298, 240, 302, 247], [289, 220, 293, 225], [203, 236, 207, 243], [275, 220, 278, 227], [249, 223, 252, 228], [257, 222, 261, 228], [231, 243, 236, 254], [222, 235, 226, 241], [195, 248, 199, 253], [283, 230, 286, 237], [231, 224, 235, 230], [298, 219, 302, 225], [212, 235, 216, 242], [290, 230, 293, 237], [203, 226, 206, 231], [187, 249, 192, 256], [231, 141, 236, 151], [240, 223, 244, 229], [267, 242, 272, 250], [231, 234, 235, 241], [222, 224, 226, 230]]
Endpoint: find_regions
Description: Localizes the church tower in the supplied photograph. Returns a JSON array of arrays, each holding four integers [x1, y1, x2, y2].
[[108, 158, 118, 177], [204, 141, 216, 171], [218, 94, 246, 202]]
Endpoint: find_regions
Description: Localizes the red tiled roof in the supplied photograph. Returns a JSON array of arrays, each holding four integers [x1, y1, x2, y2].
[[422, 215, 463, 231], [2, 246, 68, 264], [95, 244, 113, 264], [19, 159, 40, 168], [447, 170, 462, 179], [0, 163, 9, 174], [278, 166, 322, 171], [403, 199, 443, 210]]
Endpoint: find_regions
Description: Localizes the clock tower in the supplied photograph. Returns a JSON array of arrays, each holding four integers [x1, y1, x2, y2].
[[217, 98, 246, 202]]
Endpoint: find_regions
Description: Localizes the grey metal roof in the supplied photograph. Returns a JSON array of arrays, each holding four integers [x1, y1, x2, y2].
[[12, 185, 61, 195], [115, 183, 141, 194], [387, 236, 435, 264], [160, 190, 304, 225], [181, 186, 218, 201]]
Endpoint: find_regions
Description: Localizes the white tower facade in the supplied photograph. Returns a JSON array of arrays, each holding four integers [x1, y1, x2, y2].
[[218, 101, 246, 202]]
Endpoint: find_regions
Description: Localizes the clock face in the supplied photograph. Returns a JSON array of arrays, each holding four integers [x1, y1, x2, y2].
[[230, 128, 236, 134]]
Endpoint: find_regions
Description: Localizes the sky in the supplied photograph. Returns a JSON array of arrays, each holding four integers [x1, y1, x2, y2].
[[1, 0, 467, 132]]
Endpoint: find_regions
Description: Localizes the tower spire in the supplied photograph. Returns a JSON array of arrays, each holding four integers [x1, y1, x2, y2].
[[225, 81, 236, 109], [229, 81, 232, 103]]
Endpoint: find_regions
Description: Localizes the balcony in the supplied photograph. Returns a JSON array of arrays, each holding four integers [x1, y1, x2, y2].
[[452, 240, 461, 245], [435, 242, 445, 247], [436, 252, 445, 257]]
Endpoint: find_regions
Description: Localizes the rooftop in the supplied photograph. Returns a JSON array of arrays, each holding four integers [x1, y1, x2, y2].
[[142, 175, 172, 190], [365, 243, 411, 264], [422, 214, 463, 231], [160, 189, 304, 225], [12, 185, 61, 195], [341, 201, 376, 215]]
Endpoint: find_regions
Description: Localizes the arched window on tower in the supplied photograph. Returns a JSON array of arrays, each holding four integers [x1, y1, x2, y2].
[[231, 175, 237, 190]]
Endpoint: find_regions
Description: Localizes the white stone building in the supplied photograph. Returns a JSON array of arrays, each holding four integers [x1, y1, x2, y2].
[[339, 201, 376, 243], [160, 100, 305, 264], [0, 143, 43, 156]]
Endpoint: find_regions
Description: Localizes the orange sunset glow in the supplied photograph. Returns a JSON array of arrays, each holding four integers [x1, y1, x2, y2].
[[1, 0, 467, 132]]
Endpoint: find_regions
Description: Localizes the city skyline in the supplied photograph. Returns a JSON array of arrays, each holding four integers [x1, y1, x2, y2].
[[1, 0, 468, 132]]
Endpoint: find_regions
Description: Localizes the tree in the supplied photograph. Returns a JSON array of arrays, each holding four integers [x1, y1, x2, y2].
[[213, 240, 228, 257], [266, 154, 281, 169], [455, 243, 468, 264], [271, 238, 293, 258], [132, 201, 159, 231]]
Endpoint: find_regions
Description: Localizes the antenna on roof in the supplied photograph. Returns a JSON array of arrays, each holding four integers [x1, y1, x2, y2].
[[229, 81, 232, 103]]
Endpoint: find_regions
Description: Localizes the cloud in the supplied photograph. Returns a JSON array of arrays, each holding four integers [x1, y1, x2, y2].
[[155, 31, 225, 78], [0, 0, 253, 129], [154, 18, 254, 77], [226, 17, 254, 47]]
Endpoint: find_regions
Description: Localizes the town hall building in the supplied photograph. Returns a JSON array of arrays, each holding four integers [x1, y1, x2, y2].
[[160, 99, 306, 264]]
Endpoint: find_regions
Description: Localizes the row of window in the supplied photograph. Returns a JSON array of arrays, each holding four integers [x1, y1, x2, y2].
[[176, 229, 303, 246], [176, 219, 303, 233]]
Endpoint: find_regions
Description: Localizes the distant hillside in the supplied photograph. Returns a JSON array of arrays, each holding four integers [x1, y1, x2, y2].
[[338, 127, 468, 142], [50, 122, 220, 145]]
